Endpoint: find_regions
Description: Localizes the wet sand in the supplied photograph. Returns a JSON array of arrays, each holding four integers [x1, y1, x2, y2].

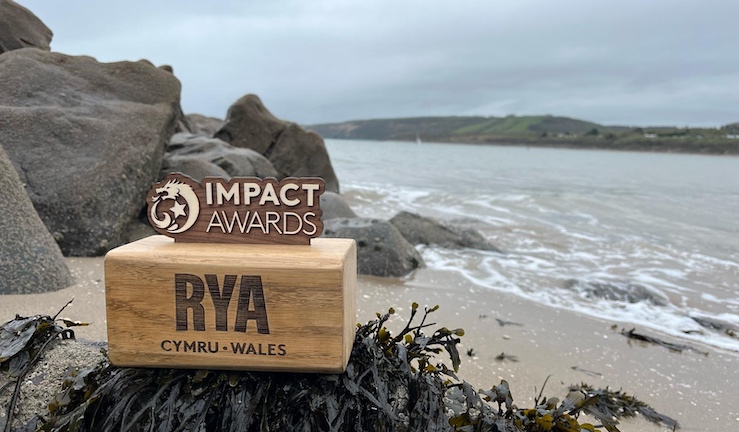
[[2, 256, 737, 431]]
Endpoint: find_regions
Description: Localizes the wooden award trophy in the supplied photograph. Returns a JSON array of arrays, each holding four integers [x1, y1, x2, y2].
[[104, 173, 357, 373]]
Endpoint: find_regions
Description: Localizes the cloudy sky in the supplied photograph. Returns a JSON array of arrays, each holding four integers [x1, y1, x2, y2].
[[24, 0, 739, 127]]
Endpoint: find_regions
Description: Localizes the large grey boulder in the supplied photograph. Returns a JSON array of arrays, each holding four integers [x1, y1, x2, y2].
[[0, 49, 183, 256], [186, 113, 224, 137], [215, 94, 340, 193], [163, 133, 278, 180], [323, 218, 423, 277], [389, 211, 501, 252], [0, 145, 73, 294], [0, 0, 52, 54], [320, 192, 357, 220], [564, 279, 669, 306]]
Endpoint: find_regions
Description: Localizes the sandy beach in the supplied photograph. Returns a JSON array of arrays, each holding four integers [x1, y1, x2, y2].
[[2, 256, 736, 431]]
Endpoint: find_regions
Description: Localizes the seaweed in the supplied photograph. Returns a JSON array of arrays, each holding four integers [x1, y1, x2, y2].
[[495, 319, 523, 327], [447, 378, 680, 431], [41, 303, 461, 432], [0, 301, 79, 432], [620, 328, 708, 355], [689, 316, 738, 339], [494, 352, 519, 362], [571, 366, 602, 378], [569, 384, 679, 430], [1, 303, 679, 432]]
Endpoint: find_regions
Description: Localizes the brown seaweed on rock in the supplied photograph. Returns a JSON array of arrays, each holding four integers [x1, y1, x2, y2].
[[2, 304, 679, 432], [0, 301, 80, 432], [39, 304, 461, 432]]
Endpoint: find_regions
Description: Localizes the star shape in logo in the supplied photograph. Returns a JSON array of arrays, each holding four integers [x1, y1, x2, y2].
[[171, 201, 187, 218]]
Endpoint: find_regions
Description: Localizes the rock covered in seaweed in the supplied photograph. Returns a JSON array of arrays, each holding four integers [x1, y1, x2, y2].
[[0, 339, 106, 429], [1, 307, 679, 432]]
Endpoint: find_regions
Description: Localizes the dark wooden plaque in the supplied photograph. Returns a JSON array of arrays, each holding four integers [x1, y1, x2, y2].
[[147, 173, 325, 245]]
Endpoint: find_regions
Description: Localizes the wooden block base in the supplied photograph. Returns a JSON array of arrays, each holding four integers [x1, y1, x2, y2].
[[104, 235, 356, 373]]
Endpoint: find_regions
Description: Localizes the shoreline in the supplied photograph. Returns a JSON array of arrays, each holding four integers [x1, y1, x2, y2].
[[2, 257, 737, 430], [325, 137, 739, 156]]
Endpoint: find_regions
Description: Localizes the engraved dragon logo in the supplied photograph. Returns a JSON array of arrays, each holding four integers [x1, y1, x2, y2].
[[149, 178, 200, 234]]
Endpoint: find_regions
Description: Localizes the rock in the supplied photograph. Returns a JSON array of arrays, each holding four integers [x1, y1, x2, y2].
[[164, 133, 278, 179], [125, 221, 157, 244], [187, 113, 224, 137], [173, 106, 192, 134], [389, 211, 501, 252], [0, 49, 182, 256], [214, 94, 285, 152], [161, 155, 230, 182], [0, 145, 73, 294], [271, 124, 341, 192], [215, 94, 340, 193], [563, 279, 669, 306], [154, 66, 192, 134], [0, 339, 106, 429], [321, 192, 357, 220], [0, 0, 52, 53], [323, 218, 423, 277]]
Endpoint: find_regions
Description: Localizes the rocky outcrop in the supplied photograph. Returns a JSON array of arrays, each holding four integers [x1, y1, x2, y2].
[[271, 124, 340, 191], [0, 49, 183, 256], [320, 192, 357, 220], [215, 94, 340, 193], [0, 0, 52, 54], [214, 94, 284, 153], [187, 114, 224, 137], [564, 279, 669, 306], [0, 145, 73, 294], [389, 211, 501, 252], [163, 133, 278, 180], [323, 218, 423, 277], [155, 66, 192, 134]]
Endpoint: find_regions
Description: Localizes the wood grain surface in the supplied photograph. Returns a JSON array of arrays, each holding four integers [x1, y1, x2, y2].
[[105, 235, 356, 373]]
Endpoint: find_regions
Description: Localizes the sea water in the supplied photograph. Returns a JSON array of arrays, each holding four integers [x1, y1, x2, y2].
[[325, 139, 739, 352]]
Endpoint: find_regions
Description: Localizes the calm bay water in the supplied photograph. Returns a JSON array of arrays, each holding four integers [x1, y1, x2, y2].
[[325, 139, 739, 352]]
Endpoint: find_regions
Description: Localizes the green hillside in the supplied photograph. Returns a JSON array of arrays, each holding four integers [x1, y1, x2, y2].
[[307, 116, 739, 155], [307, 116, 486, 141], [723, 122, 739, 133], [309, 115, 602, 141]]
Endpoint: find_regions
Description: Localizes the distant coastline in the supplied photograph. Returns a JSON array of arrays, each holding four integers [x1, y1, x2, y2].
[[308, 115, 739, 155]]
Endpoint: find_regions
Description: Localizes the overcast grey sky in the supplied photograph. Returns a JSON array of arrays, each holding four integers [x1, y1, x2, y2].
[[23, 0, 739, 127]]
